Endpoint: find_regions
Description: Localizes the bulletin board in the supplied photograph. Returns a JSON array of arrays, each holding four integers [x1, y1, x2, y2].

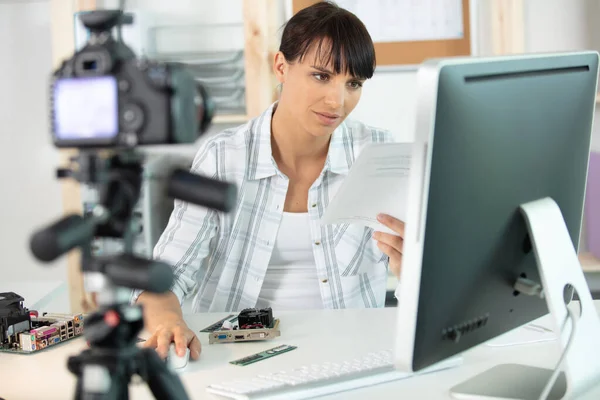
[[292, 0, 471, 66]]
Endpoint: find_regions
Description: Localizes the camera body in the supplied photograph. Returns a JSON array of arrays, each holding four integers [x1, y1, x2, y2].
[[50, 10, 213, 148]]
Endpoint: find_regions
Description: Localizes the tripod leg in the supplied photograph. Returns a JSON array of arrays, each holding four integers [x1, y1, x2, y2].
[[74, 371, 84, 400], [69, 352, 131, 400], [138, 348, 190, 400]]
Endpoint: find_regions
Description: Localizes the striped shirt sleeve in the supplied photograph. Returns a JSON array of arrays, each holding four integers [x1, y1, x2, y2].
[[151, 140, 221, 305]]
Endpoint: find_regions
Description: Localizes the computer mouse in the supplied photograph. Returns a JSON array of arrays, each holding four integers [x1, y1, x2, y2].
[[167, 343, 190, 371]]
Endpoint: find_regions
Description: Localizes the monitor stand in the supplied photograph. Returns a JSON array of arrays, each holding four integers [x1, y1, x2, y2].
[[450, 197, 600, 400]]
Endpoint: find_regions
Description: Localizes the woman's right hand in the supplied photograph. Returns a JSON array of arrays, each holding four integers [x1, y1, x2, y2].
[[136, 291, 201, 361], [142, 312, 202, 360]]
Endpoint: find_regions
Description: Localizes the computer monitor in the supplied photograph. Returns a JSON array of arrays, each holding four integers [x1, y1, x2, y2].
[[394, 51, 600, 398]]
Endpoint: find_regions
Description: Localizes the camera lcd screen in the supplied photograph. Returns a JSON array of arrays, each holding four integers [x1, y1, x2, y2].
[[53, 76, 118, 140]]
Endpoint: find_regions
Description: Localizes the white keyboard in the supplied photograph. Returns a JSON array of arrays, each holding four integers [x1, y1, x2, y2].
[[206, 349, 463, 400]]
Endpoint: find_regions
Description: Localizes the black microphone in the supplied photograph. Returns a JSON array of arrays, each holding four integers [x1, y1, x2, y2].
[[30, 214, 97, 262], [167, 168, 237, 212]]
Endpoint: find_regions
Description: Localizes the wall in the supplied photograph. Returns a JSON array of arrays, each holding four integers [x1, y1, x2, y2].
[[358, 0, 598, 254], [99, 0, 246, 53], [349, 71, 418, 141], [353, 0, 600, 149], [352, 0, 599, 252], [523, 0, 600, 252], [524, 0, 600, 153], [342, 0, 484, 142], [98, 0, 277, 143], [99, 0, 475, 143], [2, 0, 596, 285], [0, 0, 67, 283], [97, 0, 482, 143]]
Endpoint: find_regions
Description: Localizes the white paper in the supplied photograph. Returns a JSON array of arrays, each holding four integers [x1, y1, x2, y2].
[[322, 142, 412, 234], [336, 0, 464, 43]]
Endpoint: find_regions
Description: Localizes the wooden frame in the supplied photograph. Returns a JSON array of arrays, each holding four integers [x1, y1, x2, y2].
[[50, 0, 97, 314], [490, 0, 524, 55], [292, 0, 472, 66], [242, 0, 282, 119], [489, 1, 599, 271]]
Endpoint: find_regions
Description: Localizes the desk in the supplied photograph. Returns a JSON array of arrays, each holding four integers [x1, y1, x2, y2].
[[2, 303, 600, 400]]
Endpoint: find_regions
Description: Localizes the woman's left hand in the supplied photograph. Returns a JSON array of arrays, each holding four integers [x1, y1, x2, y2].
[[373, 213, 405, 279]]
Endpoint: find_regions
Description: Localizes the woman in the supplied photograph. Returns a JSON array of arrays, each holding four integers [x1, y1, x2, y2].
[[138, 1, 405, 361]]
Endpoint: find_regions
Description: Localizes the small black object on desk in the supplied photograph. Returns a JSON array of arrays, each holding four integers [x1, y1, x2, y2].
[[238, 307, 274, 329]]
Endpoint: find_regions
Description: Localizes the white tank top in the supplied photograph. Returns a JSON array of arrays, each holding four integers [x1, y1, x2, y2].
[[256, 212, 324, 310]]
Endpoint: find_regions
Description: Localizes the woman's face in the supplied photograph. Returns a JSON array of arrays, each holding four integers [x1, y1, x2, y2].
[[274, 42, 366, 138]]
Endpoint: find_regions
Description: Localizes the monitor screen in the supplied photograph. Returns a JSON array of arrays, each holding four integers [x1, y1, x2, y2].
[[52, 76, 119, 140]]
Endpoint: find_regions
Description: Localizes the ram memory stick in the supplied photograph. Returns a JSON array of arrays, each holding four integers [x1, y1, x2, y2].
[[230, 344, 297, 366]]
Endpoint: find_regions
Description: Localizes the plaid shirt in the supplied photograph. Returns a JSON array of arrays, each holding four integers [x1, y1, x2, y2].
[[144, 103, 394, 312]]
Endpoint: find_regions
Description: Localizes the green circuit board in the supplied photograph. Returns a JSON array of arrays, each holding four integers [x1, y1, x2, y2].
[[230, 344, 297, 366], [0, 313, 85, 355]]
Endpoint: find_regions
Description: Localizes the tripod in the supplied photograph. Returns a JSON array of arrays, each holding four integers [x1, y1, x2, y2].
[[68, 278, 188, 400], [30, 150, 236, 399]]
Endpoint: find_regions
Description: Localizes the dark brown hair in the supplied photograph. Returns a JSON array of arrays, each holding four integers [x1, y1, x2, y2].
[[279, 1, 376, 79]]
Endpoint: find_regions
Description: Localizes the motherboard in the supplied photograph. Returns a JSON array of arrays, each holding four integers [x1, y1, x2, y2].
[[0, 292, 85, 354]]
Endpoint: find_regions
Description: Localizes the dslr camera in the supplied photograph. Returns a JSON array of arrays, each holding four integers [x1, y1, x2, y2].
[[50, 9, 213, 148]]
